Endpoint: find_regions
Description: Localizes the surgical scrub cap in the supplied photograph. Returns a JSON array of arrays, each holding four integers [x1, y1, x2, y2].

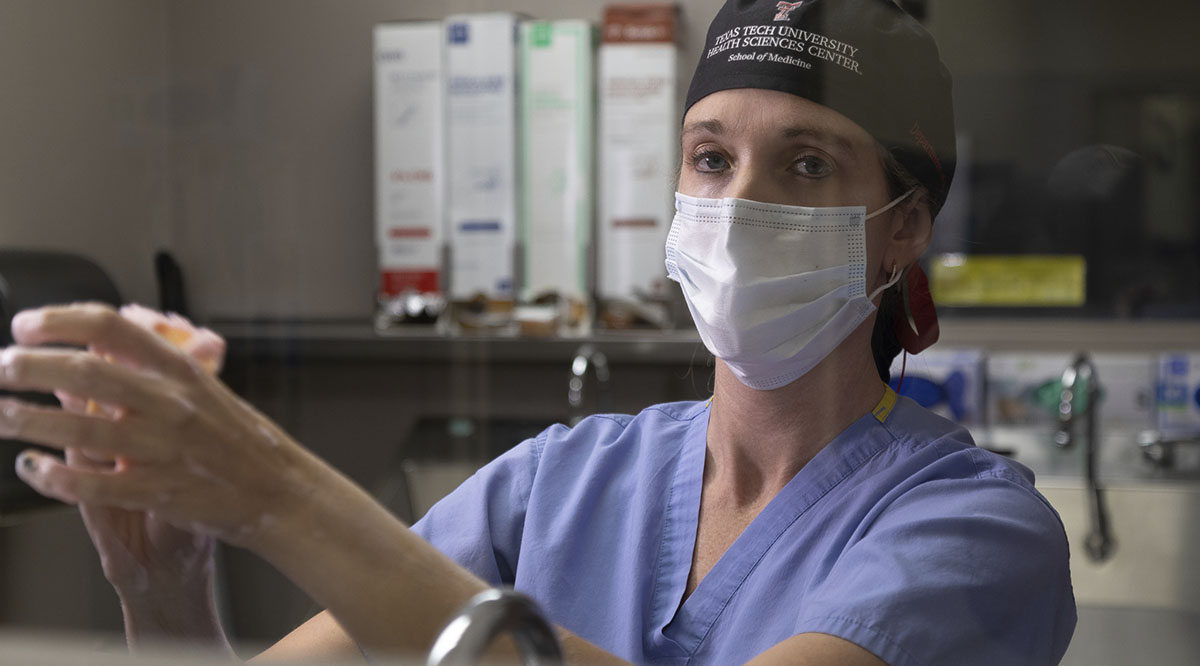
[[685, 0, 957, 208]]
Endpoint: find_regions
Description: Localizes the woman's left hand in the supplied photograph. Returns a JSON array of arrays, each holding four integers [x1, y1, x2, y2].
[[4, 303, 314, 549]]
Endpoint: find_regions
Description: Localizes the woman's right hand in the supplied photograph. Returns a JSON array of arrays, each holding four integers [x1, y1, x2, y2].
[[6, 303, 489, 657], [57, 306, 233, 649]]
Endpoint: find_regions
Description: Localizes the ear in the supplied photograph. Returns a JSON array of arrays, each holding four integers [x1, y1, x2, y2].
[[884, 189, 934, 270]]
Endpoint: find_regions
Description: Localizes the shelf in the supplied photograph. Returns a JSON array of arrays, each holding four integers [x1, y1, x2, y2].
[[214, 320, 709, 364], [211, 317, 1200, 364]]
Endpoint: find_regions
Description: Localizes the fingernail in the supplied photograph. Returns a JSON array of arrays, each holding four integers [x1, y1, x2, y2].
[[16, 452, 37, 473], [10, 310, 41, 334], [0, 347, 14, 379]]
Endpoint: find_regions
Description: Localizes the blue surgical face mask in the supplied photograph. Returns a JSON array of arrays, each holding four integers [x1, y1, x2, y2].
[[665, 189, 912, 390]]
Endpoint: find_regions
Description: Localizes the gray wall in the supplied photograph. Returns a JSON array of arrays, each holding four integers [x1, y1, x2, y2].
[[0, 0, 170, 308]]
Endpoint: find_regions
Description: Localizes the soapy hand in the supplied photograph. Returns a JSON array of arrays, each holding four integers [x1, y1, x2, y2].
[[3, 303, 314, 550], [82, 305, 225, 419], [54, 305, 225, 598]]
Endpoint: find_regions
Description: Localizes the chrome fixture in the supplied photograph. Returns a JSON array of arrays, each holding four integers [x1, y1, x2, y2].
[[1055, 353, 1115, 562], [568, 344, 611, 426], [427, 588, 564, 666], [1138, 430, 1200, 470]]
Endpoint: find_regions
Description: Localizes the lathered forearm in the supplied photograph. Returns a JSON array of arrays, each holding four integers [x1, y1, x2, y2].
[[120, 578, 235, 658], [244, 451, 630, 664], [246, 453, 487, 657]]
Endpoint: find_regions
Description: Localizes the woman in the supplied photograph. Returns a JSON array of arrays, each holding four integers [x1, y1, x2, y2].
[[5, 1, 1075, 664]]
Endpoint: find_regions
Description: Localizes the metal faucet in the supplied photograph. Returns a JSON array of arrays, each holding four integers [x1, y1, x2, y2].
[[427, 588, 564, 666], [1055, 353, 1115, 562], [568, 344, 611, 426], [1138, 429, 1200, 469]]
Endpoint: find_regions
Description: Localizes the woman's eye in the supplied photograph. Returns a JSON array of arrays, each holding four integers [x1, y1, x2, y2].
[[793, 155, 833, 177], [692, 152, 729, 173]]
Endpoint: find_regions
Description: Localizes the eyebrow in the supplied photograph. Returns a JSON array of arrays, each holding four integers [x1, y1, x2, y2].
[[681, 119, 725, 137], [682, 119, 855, 155], [781, 126, 854, 154]]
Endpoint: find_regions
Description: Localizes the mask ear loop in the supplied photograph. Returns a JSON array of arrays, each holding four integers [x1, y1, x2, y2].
[[865, 192, 913, 301], [864, 188, 917, 220], [867, 193, 915, 394], [868, 262, 903, 301]]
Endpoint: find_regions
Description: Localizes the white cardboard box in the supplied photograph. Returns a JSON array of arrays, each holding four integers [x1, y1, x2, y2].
[[444, 13, 520, 302], [596, 5, 678, 305], [374, 23, 444, 308], [518, 20, 595, 316], [1158, 352, 1200, 436]]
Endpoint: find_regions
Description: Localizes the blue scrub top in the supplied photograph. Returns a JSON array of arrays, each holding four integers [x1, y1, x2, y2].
[[413, 392, 1077, 666]]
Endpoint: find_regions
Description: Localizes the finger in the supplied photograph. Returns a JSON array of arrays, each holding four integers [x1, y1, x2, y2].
[[54, 390, 89, 414], [54, 390, 121, 420], [11, 304, 192, 380], [0, 397, 161, 460], [181, 330, 225, 374], [66, 447, 116, 471], [16, 449, 152, 509], [154, 310, 225, 374], [121, 305, 224, 371], [0, 347, 184, 418], [117, 303, 167, 332]]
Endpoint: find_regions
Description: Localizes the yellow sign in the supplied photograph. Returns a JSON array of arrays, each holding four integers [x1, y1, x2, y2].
[[930, 255, 1086, 307]]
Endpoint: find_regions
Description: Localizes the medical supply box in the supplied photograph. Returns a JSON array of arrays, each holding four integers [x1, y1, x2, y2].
[[445, 12, 521, 330], [596, 4, 679, 330], [517, 20, 596, 337], [1158, 352, 1200, 436], [373, 22, 445, 328]]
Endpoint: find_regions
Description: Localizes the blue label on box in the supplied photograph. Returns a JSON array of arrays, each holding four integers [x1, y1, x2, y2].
[[1158, 382, 1189, 407], [448, 23, 469, 44], [1157, 353, 1200, 433], [459, 220, 501, 233]]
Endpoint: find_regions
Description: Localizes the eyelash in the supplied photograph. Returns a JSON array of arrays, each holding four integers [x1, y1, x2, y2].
[[688, 150, 727, 172], [686, 149, 833, 178]]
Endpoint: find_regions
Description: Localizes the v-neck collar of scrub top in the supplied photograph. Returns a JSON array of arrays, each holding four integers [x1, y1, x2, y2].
[[649, 387, 901, 657]]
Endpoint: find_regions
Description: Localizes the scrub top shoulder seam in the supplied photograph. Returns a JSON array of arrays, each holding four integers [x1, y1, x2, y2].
[[529, 426, 556, 485], [642, 401, 712, 423], [963, 447, 1071, 528]]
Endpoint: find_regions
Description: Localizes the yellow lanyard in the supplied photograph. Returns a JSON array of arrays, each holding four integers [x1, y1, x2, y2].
[[872, 385, 899, 423]]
